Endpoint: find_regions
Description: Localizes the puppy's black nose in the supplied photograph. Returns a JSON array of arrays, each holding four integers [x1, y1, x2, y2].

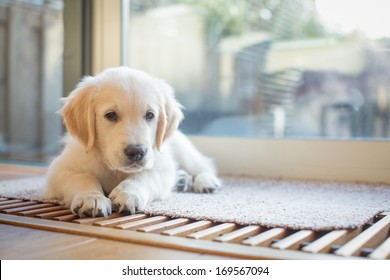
[[124, 145, 147, 162]]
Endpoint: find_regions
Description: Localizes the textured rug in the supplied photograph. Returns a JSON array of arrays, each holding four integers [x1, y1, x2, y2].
[[1, 175, 390, 231]]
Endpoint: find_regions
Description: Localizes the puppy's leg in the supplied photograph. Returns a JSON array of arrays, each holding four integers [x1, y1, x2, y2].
[[175, 169, 193, 192], [109, 153, 177, 214], [46, 172, 112, 217], [109, 172, 175, 214], [171, 131, 222, 193], [109, 178, 150, 214]]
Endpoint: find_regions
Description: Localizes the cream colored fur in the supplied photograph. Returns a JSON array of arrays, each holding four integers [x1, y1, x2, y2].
[[46, 67, 221, 217]]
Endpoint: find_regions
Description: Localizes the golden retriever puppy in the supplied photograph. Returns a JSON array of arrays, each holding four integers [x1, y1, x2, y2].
[[46, 67, 221, 217]]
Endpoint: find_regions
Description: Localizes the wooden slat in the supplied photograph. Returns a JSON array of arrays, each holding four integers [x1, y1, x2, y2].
[[73, 213, 123, 225], [242, 228, 287, 246], [115, 216, 169, 230], [187, 223, 236, 240], [137, 218, 190, 233], [335, 215, 390, 257], [368, 236, 390, 259], [93, 214, 147, 227], [302, 230, 347, 254], [215, 225, 261, 243], [0, 198, 9, 201], [0, 201, 37, 211], [1, 203, 55, 214], [161, 220, 213, 237], [272, 230, 315, 250], [0, 199, 24, 206], [35, 210, 73, 219], [53, 214, 79, 222], [17, 205, 67, 216], [377, 212, 390, 218], [302, 228, 362, 254], [0, 213, 351, 260]]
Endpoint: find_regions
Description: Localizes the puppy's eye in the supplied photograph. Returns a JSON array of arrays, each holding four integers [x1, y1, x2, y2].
[[105, 111, 118, 122], [145, 111, 155, 121]]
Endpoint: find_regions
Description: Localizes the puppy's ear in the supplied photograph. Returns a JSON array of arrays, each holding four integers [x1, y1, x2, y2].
[[156, 80, 184, 150], [60, 78, 96, 152]]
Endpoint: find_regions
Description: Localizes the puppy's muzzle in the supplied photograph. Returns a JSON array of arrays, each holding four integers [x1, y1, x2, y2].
[[124, 144, 147, 163]]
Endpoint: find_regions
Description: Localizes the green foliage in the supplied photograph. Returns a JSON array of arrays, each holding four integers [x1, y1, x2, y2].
[[131, 0, 341, 41], [183, 0, 258, 38], [184, 0, 336, 41]]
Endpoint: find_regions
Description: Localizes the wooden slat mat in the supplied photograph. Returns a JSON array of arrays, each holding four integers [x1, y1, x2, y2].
[[0, 197, 389, 260]]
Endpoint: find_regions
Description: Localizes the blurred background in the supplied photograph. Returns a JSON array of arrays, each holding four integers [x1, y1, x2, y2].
[[1, 0, 390, 163]]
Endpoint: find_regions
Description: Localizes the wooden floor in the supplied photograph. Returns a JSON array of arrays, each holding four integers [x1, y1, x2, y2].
[[0, 164, 236, 260]]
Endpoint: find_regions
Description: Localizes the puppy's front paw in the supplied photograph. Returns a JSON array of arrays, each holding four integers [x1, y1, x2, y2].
[[71, 192, 112, 217], [193, 172, 222, 193], [109, 181, 149, 214]]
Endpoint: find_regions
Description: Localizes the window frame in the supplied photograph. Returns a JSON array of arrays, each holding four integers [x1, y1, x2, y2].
[[92, 0, 121, 74], [190, 137, 390, 184], [91, 0, 390, 184]]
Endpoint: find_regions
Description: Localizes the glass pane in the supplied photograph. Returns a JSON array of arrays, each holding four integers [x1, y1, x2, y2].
[[0, 0, 64, 162], [126, 0, 390, 140]]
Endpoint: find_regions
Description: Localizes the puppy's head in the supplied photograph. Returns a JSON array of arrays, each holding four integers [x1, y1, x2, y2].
[[61, 67, 183, 173]]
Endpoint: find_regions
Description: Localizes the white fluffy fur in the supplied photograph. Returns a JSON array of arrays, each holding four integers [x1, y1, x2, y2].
[[46, 67, 221, 217]]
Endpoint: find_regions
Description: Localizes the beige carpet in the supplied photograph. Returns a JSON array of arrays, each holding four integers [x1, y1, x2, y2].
[[1, 175, 390, 231]]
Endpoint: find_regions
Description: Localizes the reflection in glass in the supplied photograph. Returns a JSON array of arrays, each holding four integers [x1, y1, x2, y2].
[[0, 0, 63, 161], [127, 0, 390, 139]]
